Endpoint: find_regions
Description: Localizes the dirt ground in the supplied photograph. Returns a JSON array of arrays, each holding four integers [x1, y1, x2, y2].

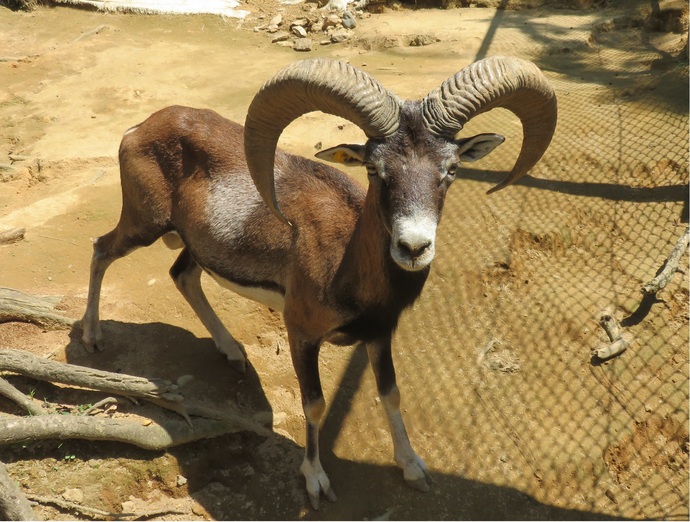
[[0, 0, 688, 519]]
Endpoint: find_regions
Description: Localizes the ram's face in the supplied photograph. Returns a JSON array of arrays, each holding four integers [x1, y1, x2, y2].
[[317, 108, 505, 272]]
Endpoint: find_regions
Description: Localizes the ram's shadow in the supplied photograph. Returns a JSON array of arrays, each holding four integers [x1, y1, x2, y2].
[[31, 320, 625, 520], [458, 168, 689, 206], [64, 320, 273, 415]]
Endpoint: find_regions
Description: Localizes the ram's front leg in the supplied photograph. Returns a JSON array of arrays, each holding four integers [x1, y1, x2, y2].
[[366, 336, 433, 491], [289, 334, 337, 510]]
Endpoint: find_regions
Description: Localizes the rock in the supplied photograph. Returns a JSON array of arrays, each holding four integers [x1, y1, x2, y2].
[[269, 13, 283, 27], [341, 11, 357, 29], [294, 38, 313, 52], [273, 411, 288, 426], [177, 475, 188, 486], [275, 40, 294, 48], [291, 18, 309, 27], [62, 488, 84, 503], [323, 13, 341, 29], [311, 19, 324, 33], [409, 34, 439, 46], [121, 500, 137, 513], [292, 25, 308, 38], [271, 31, 291, 43], [330, 28, 351, 43]]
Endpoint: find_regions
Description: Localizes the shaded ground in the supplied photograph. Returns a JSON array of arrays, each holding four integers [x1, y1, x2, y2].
[[0, 0, 688, 519]]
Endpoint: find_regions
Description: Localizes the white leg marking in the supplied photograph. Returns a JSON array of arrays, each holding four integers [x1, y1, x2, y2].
[[300, 455, 337, 510], [381, 389, 432, 491]]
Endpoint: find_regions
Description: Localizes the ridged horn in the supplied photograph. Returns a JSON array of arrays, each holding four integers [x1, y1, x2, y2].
[[422, 56, 557, 194], [244, 58, 401, 225]]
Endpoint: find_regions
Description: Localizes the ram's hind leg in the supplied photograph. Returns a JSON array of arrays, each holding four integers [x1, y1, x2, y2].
[[81, 224, 162, 353], [169, 247, 246, 373]]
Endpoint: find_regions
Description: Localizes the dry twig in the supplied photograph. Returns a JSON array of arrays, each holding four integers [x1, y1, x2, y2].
[[642, 227, 689, 295]]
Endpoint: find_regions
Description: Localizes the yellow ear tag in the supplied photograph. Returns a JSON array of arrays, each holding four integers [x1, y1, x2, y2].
[[333, 150, 347, 163]]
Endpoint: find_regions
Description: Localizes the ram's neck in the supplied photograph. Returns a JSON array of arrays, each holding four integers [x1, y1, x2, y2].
[[335, 186, 428, 311]]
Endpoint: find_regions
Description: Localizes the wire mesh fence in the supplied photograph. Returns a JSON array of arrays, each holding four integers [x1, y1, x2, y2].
[[326, 2, 688, 519]]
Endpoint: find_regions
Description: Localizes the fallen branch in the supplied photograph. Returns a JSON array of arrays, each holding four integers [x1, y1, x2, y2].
[[0, 229, 25, 245], [643, 227, 689, 295], [0, 377, 46, 416], [0, 348, 182, 402], [0, 288, 75, 329], [0, 412, 269, 450], [0, 461, 37, 521]]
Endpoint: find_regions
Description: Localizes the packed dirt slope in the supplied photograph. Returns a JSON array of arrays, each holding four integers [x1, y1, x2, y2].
[[0, 0, 688, 520]]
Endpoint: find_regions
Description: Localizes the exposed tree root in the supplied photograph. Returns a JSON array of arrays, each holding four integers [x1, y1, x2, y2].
[[26, 493, 187, 520], [0, 376, 47, 416], [0, 461, 37, 521], [0, 287, 75, 329], [0, 413, 265, 451], [0, 348, 183, 402]]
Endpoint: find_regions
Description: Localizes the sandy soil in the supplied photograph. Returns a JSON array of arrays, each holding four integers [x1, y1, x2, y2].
[[0, 0, 688, 519]]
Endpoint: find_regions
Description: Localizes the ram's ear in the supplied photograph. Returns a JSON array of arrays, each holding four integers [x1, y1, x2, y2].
[[455, 133, 505, 162], [315, 144, 366, 166]]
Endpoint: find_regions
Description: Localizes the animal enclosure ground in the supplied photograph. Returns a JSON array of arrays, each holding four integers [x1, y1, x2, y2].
[[0, 0, 688, 519]]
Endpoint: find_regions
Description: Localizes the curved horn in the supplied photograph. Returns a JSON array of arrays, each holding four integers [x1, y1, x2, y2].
[[244, 58, 401, 225], [422, 56, 557, 194]]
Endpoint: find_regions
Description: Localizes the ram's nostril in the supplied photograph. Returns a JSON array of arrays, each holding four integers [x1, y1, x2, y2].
[[398, 239, 432, 259]]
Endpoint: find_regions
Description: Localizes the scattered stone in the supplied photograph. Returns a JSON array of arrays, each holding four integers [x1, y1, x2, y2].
[[291, 17, 309, 27], [323, 13, 342, 29], [276, 41, 295, 48], [342, 11, 357, 29], [62, 488, 84, 504], [292, 25, 308, 38], [271, 30, 291, 43], [320, 39, 332, 45], [177, 475, 188, 486], [409, 34, 439, 46], [121, 500, 137, 513], [294, 38, 313, 51], [273, 411, 288, 426], [269, 13, 283, 27], [330, 28, 351, 43], [311, 19, 324, 33]]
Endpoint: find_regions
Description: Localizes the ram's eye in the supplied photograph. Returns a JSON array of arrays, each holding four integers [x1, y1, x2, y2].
[[447, 163, 459, 176], [365, 164, 378, 177]]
